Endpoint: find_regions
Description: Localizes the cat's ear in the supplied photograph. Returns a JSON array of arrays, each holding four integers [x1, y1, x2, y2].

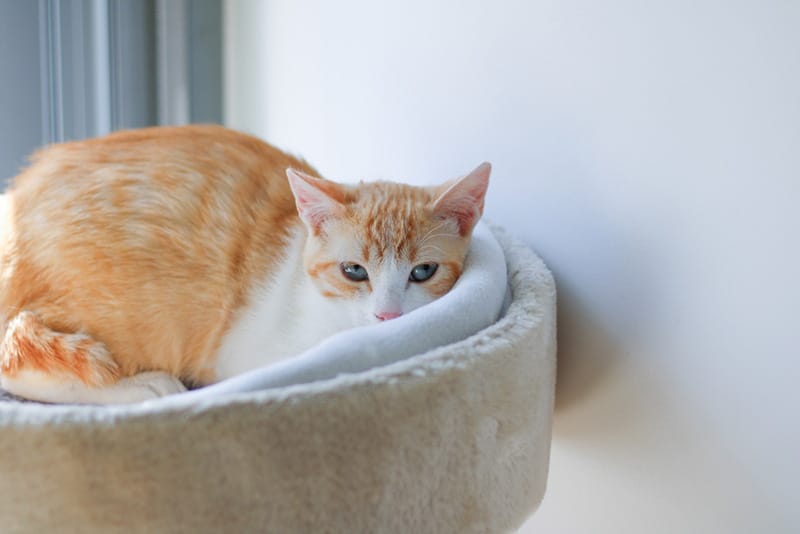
[[431, 162, 491, 236], [286, 168, 346, 234]]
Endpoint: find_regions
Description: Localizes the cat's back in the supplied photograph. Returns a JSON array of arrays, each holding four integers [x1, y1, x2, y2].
[[1, 125, 312, 380], [11, 125, 301, 223], [7, 125, 307, 281]]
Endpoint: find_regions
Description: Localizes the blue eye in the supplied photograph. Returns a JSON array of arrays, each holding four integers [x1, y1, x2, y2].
[[341, 262, 369, 282], [410, 263, 438, 282]]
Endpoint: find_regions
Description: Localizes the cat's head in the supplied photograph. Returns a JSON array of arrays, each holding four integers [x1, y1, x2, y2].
[[287, 163, 491, 324]]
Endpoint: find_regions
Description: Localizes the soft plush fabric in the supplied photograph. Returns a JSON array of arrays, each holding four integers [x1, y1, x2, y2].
[[0, 225, 556, 533]]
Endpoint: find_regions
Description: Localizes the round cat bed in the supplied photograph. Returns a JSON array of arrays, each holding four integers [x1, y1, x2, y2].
[[0, 226, 555, 533]]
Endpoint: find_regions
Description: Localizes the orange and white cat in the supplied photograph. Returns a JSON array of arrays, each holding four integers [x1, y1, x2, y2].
[[0, 125, 490, 404]]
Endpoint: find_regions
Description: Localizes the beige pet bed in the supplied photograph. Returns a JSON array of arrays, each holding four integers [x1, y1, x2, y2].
[[0, 226, 555, 533]]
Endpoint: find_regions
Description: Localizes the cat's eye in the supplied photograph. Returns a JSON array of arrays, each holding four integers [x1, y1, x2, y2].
[[409, 263, 438, 282], [341, 262, 369, 282]]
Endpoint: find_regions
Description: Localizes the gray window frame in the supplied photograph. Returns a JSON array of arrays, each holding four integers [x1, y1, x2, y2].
[[0, 0, 222, 184]]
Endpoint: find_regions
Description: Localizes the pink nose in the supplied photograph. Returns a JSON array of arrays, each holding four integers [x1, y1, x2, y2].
[[375, 311, 402, 321]]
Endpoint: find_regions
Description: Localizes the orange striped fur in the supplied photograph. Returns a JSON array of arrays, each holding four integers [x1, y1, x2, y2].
[[0, 125, 489, 397]]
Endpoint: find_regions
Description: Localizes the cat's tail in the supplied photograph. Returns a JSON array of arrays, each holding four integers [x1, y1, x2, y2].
[[0, 311, 120, 388]]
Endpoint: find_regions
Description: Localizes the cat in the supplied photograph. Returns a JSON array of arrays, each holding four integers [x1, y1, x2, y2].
[[0, 125, 490, 404]]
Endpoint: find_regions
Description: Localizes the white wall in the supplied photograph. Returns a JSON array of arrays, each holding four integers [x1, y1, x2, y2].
[[225, 1, 800, 531]]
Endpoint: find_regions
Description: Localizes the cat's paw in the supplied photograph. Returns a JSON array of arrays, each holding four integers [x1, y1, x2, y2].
[[119, 371, 187, 399]]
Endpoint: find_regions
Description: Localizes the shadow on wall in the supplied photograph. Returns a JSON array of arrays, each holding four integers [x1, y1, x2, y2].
[[509, 154, 656, 439], [541, 205, 658, 439], [553, 278, 622, 414]]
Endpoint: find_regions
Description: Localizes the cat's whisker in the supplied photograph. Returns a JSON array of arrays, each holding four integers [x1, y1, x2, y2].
[[418, 221, 449, 245], [420, 232, 452, 243], [418, 233, 454, 251], [417, 245, 446, 257]]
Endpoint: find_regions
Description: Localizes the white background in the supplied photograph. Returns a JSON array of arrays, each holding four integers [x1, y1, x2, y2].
[[224, 1, 800, 531]]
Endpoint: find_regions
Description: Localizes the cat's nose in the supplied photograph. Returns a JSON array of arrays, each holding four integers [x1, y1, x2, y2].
[[375, 311, 402, 321]]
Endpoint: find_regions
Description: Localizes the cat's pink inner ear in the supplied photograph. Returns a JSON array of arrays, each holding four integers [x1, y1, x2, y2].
[[432, 162, 491, 236], [286, 168, 346, 234]]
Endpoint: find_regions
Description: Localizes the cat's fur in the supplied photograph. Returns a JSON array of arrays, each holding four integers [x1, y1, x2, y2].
[[0, 125, 490, 404]]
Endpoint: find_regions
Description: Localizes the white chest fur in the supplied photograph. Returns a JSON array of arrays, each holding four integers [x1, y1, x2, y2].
[[214, 227, 361, 381]]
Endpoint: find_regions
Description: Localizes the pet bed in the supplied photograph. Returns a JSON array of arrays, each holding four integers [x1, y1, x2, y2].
[[0, 223, 556, 533]]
